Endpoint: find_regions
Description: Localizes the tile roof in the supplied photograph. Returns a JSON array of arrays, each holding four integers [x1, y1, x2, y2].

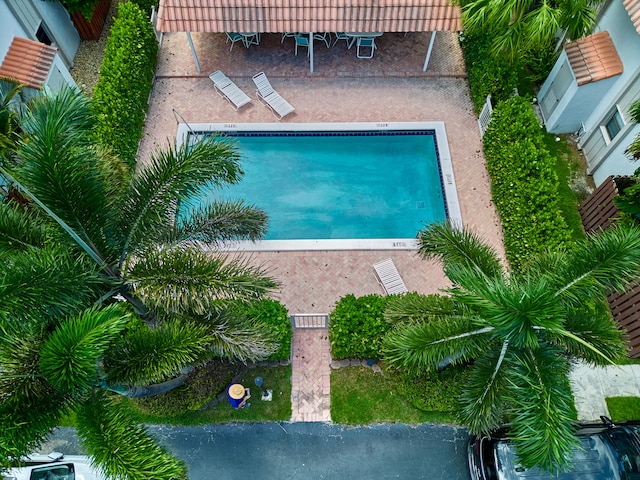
[[624, 0, 640, 35], [157, 0, 462, 33], [0, 37, 57, 90], [565, 31, 623, 86]]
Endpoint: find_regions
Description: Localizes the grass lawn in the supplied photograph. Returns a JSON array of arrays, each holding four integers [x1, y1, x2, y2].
[[331, 366, 458, 425], [125, 365, 292, 425], [606, 396, 640, 422]]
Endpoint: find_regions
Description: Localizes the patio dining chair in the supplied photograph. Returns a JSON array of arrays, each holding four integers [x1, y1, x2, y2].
[[356, 37, 376, 58], [333, 32, 353, 48], [294, 34, 310, 56], [313, 32, 331, 48], [225, 32, 244, 51], [281, 32, 297, 43]]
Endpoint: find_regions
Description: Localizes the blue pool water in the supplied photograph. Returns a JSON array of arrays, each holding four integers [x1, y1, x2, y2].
[[182, 131, 447, 240]]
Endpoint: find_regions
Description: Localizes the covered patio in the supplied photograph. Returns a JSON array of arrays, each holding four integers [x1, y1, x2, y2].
[[156, 0, 462, 73]]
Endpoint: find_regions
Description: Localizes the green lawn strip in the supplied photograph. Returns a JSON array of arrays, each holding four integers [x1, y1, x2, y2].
[[123, 365, 292, 425], [330, 366, 458, 425], [606, 397, 640, 422], [543, 134, 586, 242]]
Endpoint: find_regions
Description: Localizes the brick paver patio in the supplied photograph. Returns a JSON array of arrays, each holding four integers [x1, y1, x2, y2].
[[139, 30, 505, 421]]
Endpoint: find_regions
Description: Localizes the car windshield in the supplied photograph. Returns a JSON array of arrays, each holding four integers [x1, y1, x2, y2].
[[30, 464, 74, 480], [494, 434, 621, 480], [607, 428, 640, 479]]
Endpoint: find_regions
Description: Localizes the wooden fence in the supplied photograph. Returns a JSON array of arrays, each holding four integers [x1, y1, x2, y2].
[[579, 176, 640, 357], [70, 0, 111, 41]]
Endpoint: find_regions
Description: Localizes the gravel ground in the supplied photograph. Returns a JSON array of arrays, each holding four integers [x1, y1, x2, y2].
[[69, 0, 122, 96]]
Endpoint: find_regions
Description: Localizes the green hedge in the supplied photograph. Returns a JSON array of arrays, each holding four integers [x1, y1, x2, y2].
[[483, 97, 571, 270], [244, 299, 292, 361], [93, 2, 157, 167], [459, 32, 520, 115], [329, 294, 392, 360]]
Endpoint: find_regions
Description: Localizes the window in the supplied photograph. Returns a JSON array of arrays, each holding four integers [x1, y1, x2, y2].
[[604, 108, 625, 143], [35, 24, 52, 46]]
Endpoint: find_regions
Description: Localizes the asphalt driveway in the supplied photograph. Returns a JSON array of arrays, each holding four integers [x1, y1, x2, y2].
[[47, 423, 471, 479]]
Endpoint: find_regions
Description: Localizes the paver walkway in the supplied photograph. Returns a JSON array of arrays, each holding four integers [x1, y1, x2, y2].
[[291, 328, 331, 422]]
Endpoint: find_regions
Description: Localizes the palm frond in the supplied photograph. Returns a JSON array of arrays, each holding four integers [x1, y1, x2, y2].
[[76, 391, 188, 480], [417, 222, 504, 281], [383, 292, 461, 325], [128, 246, 278, 315], [174, 199, 268, 244], [0, 393, 73, 471], [546, 305, 627, 365], [0, 327, 54, 400], [40, 306, 130, 394], [0, 201, 49, 253], [553, 225, 640, 304], [383, 316, 494, 370], [11, 87, 120, 265], [457, 342, 511, 433], [0, 246, 104, 328], [506, 348, 579, 472], [103, 321, 212, 386], [559, 0, 598, 39], [194, 307, 278, 362], [521, 3, 562, 51], [118, 136, 244, 260]]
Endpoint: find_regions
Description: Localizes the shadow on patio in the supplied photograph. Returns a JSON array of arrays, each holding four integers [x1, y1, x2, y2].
[[157, 31, 466, 80]]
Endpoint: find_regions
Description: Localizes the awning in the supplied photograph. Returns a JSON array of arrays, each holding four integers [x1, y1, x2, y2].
[[157, 0, 462, 34], [0, 37, 57, 90], [565, 31, 623, 86], [624, 0, 640, 35], [156, 0, 461, 73]]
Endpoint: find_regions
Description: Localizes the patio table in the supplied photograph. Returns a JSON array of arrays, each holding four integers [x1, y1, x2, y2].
[[239, 32, 260, 47], [344, 32, 383, 49]]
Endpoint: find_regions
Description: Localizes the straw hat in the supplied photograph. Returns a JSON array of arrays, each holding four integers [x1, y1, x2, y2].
[[228, 383, 245, 399]]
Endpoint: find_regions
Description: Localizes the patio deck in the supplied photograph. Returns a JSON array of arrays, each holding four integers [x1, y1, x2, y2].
[[139, 30, 504, 314]]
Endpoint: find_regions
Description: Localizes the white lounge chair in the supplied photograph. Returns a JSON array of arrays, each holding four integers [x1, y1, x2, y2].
[[209, 70, 252, 111], [373, 258, 408, 295], [252, 72, 295, 120]]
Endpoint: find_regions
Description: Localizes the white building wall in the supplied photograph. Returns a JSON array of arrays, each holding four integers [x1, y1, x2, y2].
[[593, 123, 640, 185], [0, 0, 28, 60], [582, 0, 640, 134]]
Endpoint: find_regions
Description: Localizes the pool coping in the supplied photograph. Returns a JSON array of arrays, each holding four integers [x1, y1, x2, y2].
[[176, 121, 462, 251]]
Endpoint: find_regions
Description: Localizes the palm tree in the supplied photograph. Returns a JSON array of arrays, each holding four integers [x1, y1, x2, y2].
[[0, 86, 279, 478], [458, 0, 604, 58], [383, 222, 640, 472]]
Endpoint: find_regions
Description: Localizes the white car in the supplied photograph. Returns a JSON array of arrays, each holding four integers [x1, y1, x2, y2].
[[2, 452, 106, 480]]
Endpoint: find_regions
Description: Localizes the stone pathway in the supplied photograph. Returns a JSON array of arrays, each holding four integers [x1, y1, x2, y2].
[[290, 328, 331, 422]]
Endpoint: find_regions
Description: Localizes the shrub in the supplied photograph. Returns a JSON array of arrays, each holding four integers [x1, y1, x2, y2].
[[129, 0, 159, 17], [385, 363, 466, 413], [483, 97, 571, 270], [133, 359, 239, 416], [244, 299, 292, 361], [329, 294, 391, 360], [459, 32, 520, 114], [92, 2, 157, 167]]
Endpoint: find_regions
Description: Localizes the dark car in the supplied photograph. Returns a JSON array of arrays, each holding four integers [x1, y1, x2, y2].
[[468, 417, 640, 480]]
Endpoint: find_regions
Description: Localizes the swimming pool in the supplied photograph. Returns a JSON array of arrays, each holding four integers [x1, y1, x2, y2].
[[177, 122, 461, 251]]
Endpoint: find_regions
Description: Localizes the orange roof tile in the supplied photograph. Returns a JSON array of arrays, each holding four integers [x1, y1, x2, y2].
[[0, 37, 57, 90], [565, 31, 623, 86], [624, 0, 640, 35], [157, 0, 462, 33]]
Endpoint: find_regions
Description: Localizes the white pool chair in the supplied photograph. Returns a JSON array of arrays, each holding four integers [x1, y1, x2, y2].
[[373, 258, 408, 295], [252, 72, 295, 120], [209, 70, 252, 111]]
